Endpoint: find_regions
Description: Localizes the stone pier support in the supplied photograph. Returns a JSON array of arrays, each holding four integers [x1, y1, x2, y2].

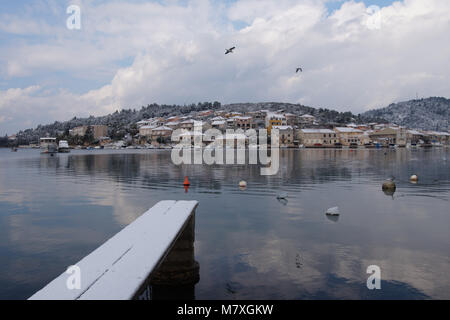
[[138, 214, 200, 300]]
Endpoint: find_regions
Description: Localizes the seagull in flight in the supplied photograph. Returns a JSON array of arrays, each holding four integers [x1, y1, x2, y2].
[[225, 47, 236, 54], [296, 67, 303, 73]]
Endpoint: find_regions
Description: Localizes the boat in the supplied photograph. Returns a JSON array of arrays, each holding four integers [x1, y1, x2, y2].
[[40, 137, 58, 155], [58, 140, 70, 153], [41, 144, 57, 155], [11, 147, 18, 152]]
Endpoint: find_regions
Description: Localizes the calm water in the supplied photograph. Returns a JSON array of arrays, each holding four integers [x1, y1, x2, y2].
[[0, 148, 449, 300]]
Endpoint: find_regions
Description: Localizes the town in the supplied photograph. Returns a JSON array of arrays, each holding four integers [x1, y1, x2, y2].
[[6, 108, 449, 151]]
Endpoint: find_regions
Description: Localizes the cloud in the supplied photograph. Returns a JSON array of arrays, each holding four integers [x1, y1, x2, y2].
[[0, 0, 449, 134]]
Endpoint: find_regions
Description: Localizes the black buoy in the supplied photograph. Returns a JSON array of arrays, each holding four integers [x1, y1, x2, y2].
[[382, 180, 396, 192]]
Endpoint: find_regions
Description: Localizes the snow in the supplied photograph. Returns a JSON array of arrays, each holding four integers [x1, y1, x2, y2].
[[152, 126, 173, 131], [301, 129, 335, 134], [363, 97, 449, 131], [272, 125, 293, 130], [335, 127, 363, 133], [29, 200, 198, 300]]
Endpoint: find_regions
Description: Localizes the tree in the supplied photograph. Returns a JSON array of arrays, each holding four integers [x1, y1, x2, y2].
[[0, 135, 9, 147], [157, 136, 168, 144], [83, 126, 95, 145]]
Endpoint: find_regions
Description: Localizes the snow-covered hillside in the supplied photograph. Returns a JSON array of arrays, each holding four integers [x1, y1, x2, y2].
[[362, 97, 449, 131]]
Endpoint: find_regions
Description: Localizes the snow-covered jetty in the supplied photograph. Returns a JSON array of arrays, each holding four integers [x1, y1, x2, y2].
[[29, 200, 199, 300]]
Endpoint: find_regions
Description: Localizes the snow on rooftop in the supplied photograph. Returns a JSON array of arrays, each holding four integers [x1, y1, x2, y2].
[[301, 129, 335, 134], [429, 131, 450, 136], [267, 113, 285, 119], [335, 127, 363, 133], [179, 131, 204, 136], [272, 125, 293, 130], [153, 126, 173, 131], [407, 130, 423, 135]]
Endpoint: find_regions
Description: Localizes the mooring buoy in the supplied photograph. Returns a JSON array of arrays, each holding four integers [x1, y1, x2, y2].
[[382, 180, 396, 191], [326, 207, 340, 216]]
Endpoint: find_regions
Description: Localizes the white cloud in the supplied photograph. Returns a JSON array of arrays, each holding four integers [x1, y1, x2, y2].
[[0, 0, 449, 134]]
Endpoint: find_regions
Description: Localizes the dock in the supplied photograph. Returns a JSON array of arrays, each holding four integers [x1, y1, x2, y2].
[[29, 200, 199, 300]]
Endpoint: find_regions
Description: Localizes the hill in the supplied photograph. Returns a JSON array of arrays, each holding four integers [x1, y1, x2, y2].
[[361, 97, 449, 131]]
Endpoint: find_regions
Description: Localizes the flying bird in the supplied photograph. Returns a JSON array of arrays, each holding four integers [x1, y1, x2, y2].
[[296, 67, 303, 73], [225, 47, 236, 54]]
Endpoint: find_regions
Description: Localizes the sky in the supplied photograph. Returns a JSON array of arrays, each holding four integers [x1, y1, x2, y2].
[[0, 0, 449, 135]]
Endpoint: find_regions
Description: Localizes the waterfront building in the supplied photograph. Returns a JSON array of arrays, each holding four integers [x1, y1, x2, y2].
[[272, 125, 295, 147], [334, 127, 364, 146], [235, 116, 253, 130], [211, 120, 226, 131], [180, 119, 195, 131], [299, 114, 315, 125], [427, 131, 450, 145], [139, 125, 156, 137], [266, 113, 286, 135], [166, 122, 180, 130], [298, 129, 337, 147], [284, 113, 298, 127], [69, 125, 109, 139], [370, 127, 407, 146]]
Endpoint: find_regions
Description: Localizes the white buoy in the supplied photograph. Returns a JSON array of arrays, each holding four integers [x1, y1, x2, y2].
[[326, 207, 340, 216], [410, 175, 418, 182], [239, 180, 247, 188], [277, 192, 288, 199]]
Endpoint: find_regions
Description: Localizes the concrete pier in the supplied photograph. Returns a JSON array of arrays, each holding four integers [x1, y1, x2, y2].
[[29, 200, 199, 300]]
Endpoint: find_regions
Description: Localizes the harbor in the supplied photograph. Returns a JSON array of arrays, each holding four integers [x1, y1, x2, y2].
[[0, 147, 449, 299]]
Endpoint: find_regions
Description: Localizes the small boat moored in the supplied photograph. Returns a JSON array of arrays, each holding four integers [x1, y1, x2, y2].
[[58, 140, 70, 153], [277, 192, 288, 200]]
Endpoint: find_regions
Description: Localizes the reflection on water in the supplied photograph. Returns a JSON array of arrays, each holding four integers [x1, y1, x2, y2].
[[0, 148, 449, 299]]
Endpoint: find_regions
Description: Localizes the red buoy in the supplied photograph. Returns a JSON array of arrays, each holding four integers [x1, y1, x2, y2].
[[183, 176, 190, 186]]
